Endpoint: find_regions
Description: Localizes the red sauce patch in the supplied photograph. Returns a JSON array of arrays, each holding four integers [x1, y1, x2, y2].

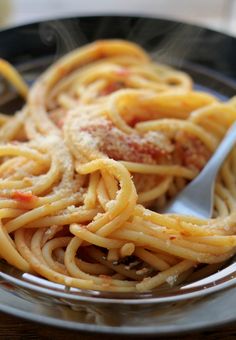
[[11, 191, 38, 203], [180, 231, 190, 237], [115, 68, 130, 77], [128, 116, 151, 127], [100, 81, 125, 96], [57, 118, 65, 129], [49, 109, 67, 128], [80, 119, 170, 164], [175, 132, 210, 171]]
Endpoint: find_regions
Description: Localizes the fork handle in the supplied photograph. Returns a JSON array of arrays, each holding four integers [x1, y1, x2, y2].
[[197, 121, 236, 181]]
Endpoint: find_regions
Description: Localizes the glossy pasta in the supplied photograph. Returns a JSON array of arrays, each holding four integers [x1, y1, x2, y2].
[[0, 40, 236, 292]]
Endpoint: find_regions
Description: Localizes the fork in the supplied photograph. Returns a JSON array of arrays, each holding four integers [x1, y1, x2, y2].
[[163, 121, 236, 218]]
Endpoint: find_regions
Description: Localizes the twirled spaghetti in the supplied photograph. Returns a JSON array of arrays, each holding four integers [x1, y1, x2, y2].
[[0, 40, 235, 292]]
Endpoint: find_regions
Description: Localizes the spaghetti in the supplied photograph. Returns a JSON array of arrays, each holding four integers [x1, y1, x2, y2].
[[0, 40, 235, 292]]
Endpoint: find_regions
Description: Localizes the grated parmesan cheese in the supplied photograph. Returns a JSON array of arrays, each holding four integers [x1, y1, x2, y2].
[[166, 275, 177, 286]]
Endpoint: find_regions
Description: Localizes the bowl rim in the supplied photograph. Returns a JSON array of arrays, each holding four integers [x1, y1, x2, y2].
[[0, 13, 235, 307]]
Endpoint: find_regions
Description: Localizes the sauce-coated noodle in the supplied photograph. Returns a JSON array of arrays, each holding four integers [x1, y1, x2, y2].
[[0, 40, 235, 292]]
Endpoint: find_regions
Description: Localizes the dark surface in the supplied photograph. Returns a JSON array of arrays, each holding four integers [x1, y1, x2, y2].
[[0, 16, 235, 79], [0, 311, 236, 339], [0, 15, 235, 337]]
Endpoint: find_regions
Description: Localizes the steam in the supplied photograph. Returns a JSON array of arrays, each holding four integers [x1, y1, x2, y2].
[[39, 20, 88, 61], [150, 24, 204, 67], [125, 19, 207, 68], [39, 18, 205, 68], [37, 17, 234, 98]]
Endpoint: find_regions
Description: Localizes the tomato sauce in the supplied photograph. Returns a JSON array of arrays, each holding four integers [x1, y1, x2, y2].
[[11, 191, 37, 203], [80, 119, 171, 164]]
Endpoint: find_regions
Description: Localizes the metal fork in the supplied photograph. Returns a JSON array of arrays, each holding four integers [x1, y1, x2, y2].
[[163, 121, 236, 218]]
